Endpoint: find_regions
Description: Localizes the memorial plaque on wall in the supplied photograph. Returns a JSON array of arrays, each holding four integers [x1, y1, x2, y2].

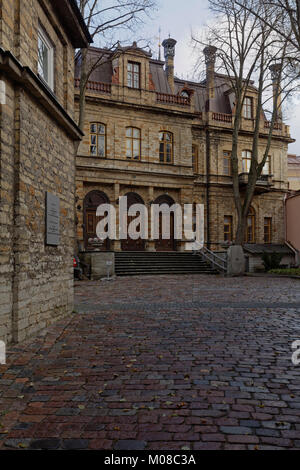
[[46, 192, 60, 246]]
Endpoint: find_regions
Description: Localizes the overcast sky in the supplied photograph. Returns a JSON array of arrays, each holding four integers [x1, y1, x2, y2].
[[142, 0, 300, 154]]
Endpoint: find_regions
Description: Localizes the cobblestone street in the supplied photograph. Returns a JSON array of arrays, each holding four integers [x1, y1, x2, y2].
[[1, 275, 300, 450]]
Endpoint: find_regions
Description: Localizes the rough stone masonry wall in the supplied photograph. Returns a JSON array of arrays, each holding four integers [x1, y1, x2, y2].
[[0, 78, 15, 344], [0, 78, 76, 343], [0, 0, 75, 116], [15, 91, 75, 343], [0, 0, 81, 343]]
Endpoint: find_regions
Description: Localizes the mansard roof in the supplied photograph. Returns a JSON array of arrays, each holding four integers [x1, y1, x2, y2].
[[75, 45, 257, 114]]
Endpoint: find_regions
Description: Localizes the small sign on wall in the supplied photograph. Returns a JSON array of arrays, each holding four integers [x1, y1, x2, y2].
[[46, 192, 60, 246]]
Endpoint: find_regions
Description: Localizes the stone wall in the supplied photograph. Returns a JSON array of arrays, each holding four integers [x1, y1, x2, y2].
[[0, 0, 75, 117], [0, 0, 86, 343]]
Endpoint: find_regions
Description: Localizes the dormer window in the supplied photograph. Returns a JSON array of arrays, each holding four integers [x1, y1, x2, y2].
[[181, 90, 190, 98], [38, 27, 54, 91], [127, 62, 140, 89], [243, 96, 253, 119]]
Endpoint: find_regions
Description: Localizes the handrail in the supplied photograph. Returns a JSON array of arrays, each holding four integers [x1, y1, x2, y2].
[[212, 112, 232, 123], [74, 78, 111, 93], [199, 246, 227, 273], [264, 121, 282, 130], [156, 92, 190, 106]]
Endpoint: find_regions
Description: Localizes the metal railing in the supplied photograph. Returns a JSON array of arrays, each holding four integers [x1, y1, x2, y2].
[[199, 246, 227, 273]]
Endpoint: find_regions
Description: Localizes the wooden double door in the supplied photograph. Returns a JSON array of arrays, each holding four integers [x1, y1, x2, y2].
[[154, 194, 176, 252], [121, 192, 145, 252]]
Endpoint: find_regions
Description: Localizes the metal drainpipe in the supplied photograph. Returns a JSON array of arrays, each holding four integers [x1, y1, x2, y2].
[[206, 128, 211, 250]]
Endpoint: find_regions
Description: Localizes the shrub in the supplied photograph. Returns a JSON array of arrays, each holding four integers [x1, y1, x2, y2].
[[261, 252, 283, 271], [269, 268, 300, 276]]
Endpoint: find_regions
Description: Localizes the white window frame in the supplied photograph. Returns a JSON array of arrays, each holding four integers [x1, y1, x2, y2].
[[262, 156, 271, 175], [38, 27, 54, 91], [243, 96, 253, 119], [242, 150, 252, 173]]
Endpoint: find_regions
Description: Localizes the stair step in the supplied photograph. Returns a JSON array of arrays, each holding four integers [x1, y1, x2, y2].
[[114, 251, 219, 277]]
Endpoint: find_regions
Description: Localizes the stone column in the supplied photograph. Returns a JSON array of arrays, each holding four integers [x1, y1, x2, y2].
[[146, 186, 156, 251], [112, 182, 121, 251]]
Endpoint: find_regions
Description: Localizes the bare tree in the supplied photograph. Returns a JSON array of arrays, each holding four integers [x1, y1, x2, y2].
[[193, 0, 298, 245], [76, 0, 157, 130], [235, 0, 300, 58]]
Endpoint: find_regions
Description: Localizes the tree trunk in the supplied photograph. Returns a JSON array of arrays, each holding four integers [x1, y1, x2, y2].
[[78, 48, 88, 132], [235, 214, 247, 246]]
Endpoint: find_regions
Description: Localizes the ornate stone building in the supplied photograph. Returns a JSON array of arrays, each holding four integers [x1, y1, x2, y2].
[[75, 40, 293, 263], [0, 0, 91, 342]]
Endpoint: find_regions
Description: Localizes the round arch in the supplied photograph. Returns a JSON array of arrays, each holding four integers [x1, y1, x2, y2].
[[121, 192, 146, 252], [83, 190, 110, 251], [154, 194, 177, 252]]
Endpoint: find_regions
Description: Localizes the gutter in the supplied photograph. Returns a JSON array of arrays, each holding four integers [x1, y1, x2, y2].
[[206, 127, 211, 249]]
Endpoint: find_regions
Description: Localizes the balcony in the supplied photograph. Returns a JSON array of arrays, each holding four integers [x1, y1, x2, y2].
[[211, 112, 233, 123], [239, 173, 273, 193], [156, 92, 190, 106], [74, 78, 111, 94]]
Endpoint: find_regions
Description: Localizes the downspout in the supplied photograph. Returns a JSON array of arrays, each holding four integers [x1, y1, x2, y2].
[[206, 128, 211, 249]]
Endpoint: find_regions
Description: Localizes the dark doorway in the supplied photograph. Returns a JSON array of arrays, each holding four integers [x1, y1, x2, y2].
[[121, 192, 146, 252], [83, 190, 110, 251], [154, 194, 177, 252]]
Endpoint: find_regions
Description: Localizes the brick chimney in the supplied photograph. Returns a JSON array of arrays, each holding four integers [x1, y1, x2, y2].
[[269, 63, 282, 121], [203, 45, 217, 111], [162, 38, 177, 94]]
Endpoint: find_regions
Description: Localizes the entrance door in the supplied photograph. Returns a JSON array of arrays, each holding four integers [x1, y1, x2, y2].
[[154, 195, 176, 252], [83, 191, 110, 251], [121, 192, 145, 252]]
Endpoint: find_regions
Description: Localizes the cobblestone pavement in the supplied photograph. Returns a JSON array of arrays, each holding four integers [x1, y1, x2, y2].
[[1, 275, 300, 450]]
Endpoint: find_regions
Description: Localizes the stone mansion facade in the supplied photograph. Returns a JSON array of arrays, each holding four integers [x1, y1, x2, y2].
[[75, 40, 293, 255]]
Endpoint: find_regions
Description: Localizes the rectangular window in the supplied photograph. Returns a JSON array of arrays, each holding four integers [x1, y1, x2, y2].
[[192, 145, 198, 173], [264, 217, 272, 243], [38, 27, 54, 90], [126, 127, 141, 160], [262, 156, 271, 175], [224, 216, 233, 242], [243, 97, 253, 119], [242, 150, 252, 173], [127, 62, 140, 89], [159, 131, 173, 163], [90, 123, 106, 157], [223, 151, 231, 176]]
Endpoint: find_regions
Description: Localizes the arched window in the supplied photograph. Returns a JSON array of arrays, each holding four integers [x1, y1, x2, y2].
[[126, 127, 141, 160], [246, 207, 256, 243], [242, 150, 252, 173], [181, 90, 190, 98], [90, 123, 106, 157], [159, 131, 173, 163]]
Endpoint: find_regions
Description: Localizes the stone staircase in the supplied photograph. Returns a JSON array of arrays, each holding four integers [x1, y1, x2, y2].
[[115, 252, 219, 276]]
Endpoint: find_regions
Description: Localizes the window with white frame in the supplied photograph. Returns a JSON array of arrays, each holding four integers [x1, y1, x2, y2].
[[242, 150, 252, 173], [262, 155, 271, 175], [243, 96, 253, 119], [38, 27, 54, 90]]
